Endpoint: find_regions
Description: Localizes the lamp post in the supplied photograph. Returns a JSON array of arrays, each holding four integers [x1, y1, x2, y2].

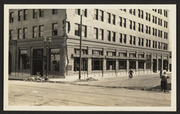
[[43, 37, 51, 79]]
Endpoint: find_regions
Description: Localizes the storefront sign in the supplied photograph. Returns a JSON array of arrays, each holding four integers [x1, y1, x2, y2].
[[51, 49, 60, 54]]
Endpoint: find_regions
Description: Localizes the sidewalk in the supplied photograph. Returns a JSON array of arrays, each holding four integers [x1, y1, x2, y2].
[[9, 73, 171, 91]]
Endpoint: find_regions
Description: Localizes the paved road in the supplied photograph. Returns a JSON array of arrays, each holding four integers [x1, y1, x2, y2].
[[8, 80, 171, 106]]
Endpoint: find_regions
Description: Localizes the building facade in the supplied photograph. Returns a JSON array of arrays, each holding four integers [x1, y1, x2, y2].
[[9, 9, 171, 79]]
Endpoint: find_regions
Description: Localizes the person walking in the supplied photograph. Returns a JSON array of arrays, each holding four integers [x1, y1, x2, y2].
[[160, 71, 169, 92], [129, 69, 133, 79]]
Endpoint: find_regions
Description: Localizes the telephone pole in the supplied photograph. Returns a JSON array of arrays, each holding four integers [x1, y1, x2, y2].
[[79, 14, 82, 79]]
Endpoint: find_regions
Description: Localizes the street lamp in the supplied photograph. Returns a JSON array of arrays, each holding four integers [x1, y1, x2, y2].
[[43, 37, 51, 80]]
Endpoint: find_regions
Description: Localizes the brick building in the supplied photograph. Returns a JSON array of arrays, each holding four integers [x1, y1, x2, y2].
[[9, 9, 171, 79]]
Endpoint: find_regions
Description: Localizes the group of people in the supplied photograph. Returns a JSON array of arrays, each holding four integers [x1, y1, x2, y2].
[[128, 69, 169, 92]]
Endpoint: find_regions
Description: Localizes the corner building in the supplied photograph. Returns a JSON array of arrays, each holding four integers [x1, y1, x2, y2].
[[9, 9, 171, 79]]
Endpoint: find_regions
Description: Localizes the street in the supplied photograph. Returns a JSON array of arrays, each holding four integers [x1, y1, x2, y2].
[[8, 80, 171, 106]]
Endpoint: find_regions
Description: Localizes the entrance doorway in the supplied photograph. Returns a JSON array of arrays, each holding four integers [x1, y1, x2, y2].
[[32, 49, 43, 76], [153, 59, 157, 72]]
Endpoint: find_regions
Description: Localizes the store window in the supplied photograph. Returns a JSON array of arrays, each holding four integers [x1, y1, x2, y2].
[[129, 60, 136, 69], [49, 49, 60, 71], [74, 58, 87, 71], [119, 60, 126, 69], [92, 58, 103, 70], [106, 59, 116, 70], [19, 50, 29, 69], [138, 61, 144, 69]]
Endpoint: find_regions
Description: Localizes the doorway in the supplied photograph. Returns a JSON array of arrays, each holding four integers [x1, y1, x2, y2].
[[153, 59, 157, 72], [32, 49, 43, 76]]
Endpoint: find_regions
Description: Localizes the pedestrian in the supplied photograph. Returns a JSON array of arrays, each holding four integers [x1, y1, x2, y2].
[[129, 69, 133, 79], [160, 71, 169, 92]]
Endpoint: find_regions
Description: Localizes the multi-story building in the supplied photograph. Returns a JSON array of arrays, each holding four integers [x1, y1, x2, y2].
[[9, 9, 171, 79]]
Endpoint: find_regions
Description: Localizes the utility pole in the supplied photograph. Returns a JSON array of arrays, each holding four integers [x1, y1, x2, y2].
[[79, 14, 82, 79]]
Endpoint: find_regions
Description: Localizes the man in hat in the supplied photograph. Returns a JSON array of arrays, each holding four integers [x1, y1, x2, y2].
[[160, 71, 169, 92]]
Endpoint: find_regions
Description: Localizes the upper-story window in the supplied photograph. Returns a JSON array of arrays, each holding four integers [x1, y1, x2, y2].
[[39, 9, 44, 17], [94, 27, 98, 39], [119, 33, 122, 43], [23, 27, 27, 39], [164, 10, 168, 17], [138, 9, 143, 19], [129, 20, 132, 29], [107, 30, 111, 41], [129, 35, 133, 45], [52, 23, 58, 36], [123, 18, 126, 28], [75, 9, 87, 17], [23, 9, 28, 20], [112, 14, 116, 25], [158, 18, 162, 26], [99, 29, 104, 40], [124, 34, 127, 44], [18, 10, 23, 21], [9, 30, 13, 40], [52, 9, 58, 14], [112, 32, 116, 42], [158, 9, 162, 15], [74, 23, 87, 37], [133, 9, 136, 15], [33, 9, 38, 18], [17, 28, 22, 39], [164, 21, 168, 28], [39, 25, 44, 37], [164, 32, 168, 39], [94, 9, 98, 20], [33, 26, 37, 38], [9, 12, 14, 23], [119, 16, 122, 27], [145, 12, 151, 21], [107, 12, 111, 24], [99, 10, 104, 22]]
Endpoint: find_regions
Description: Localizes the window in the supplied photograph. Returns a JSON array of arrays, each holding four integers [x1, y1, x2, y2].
[[107, 12, 111, 23], [39, 9, 44, 17], [158, 9, 162, 14], [124, 18, 126, 27], [94, 9, 98, 20], [133, 36, 136, 45], [33, 9, 38, 18], [74, 58, 87, 71], [146, 26, 148, 34], [138, 37, 141, 46], [119, 60, 126, 69], [39, 25, 44, 37], [99, 29, 104, 40], [129, 9, 132, 14], [164, 10, 168, 17], [149, 27, 151, 34], [82, 9, 87, 17], [92, 50, 103, 56], [9, 30, 13, 40], [19, 51, 29, 69], [130, 35, 132, 44], [138, 23, 140, 32], [138, 61, 144, 69], [141, 24, 144, 32], [119, 17, 122, 27], [106, 59, 116, 70], [129, 60, 136, 69], [130, 20, 132, 29], [23, 27, 27, 39], [142, 38, 144, 46], [164, 32, 168, 39], [82, 25, 87, 37], [9, 12, 14, 23], [164, 21, 168, 28], [149, 40, 151, 47], [49, 49, 60, 71], [94, 28, 98, 39], [99, 10, 104, 21], [17, 28, 22, 39], [92, 58, 103, 71], [146, 39, 148, 47], [119, 33, 122, 43], [33, 26, 37, 38], [52, 9, 58, 14], [124, 34, 126, 44], [133, 21, 136, 30], [107, 30, 111, 41], [74, 24, 87, 37], [112, 32, 116, 42], [133, 9, 136, 15], [52, 23, 58, 36], [138, 9, 143, 19], [18, 10, 23, 21], [112, 14, 116, 25], [23, 9, 28, 20]]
